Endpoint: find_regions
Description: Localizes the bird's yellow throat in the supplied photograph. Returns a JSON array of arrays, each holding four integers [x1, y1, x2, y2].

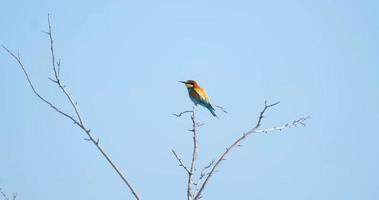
[[185, 84, 194, 88]]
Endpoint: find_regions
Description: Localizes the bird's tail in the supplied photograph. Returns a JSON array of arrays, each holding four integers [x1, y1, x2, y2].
[[207, 104, 218, 118]]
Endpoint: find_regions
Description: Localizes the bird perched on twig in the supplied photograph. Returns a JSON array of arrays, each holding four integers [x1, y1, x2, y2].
[[179, 80, 217, 117]]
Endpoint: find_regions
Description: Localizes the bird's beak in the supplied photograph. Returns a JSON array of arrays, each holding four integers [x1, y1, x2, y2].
[[179, 81, 186, 84]]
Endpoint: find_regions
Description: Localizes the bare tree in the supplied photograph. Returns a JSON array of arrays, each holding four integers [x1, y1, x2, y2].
[[2, 15, 140, 200], [173, 101, 309, 200], [3, 14, 309, 200]]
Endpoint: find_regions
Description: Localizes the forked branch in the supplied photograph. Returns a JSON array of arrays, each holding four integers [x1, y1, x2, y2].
[[193, 101, 309, 200], [172, 106, 201, 200], [188, 106, 199, 200], [2, 14, 140, 200]]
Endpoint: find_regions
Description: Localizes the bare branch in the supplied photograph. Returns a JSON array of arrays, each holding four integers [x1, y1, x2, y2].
[[1, 45, 80, 127], [199, 160, 214, 181], [255, 116, 311, 134], [57, 58, 61, 76], [2, 15, 140, 200], [47, 13, 59, 81], [187, 106, 199, 200], [172, 149, 191, 174], [254, 100, 280, 130], [173, 110, 193, 117], [193, 101, 308, 200], [173, 106, 201, 200], [193, 160, 215, 193], [45, 14, 84, 126]]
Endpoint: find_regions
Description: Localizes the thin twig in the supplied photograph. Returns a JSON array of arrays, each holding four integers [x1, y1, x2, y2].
[[2, 14, 140, 200], [45, 15, 83, 125], [46, 13, 59, 82], [173, 106, 201, 200], [255, 116, 311, 134], [187, 106, 199, 200], [2, 45, 80, 126], [193, 160, 215, 193], [172, 149, 190, 174], [193, 100, 308, 200], [173, 110, 193, 117]]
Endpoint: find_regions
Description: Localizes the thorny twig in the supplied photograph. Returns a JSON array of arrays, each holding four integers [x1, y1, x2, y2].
[[173, 110, 193, 117], [172, 149, 190, 174], [255, 116, 310, 134], [193, 160, 215, 193], [173, 106, 200, 200], [2, 14, 140, 200], [187, 106, 199, 200], [193, 100, 309, 200]]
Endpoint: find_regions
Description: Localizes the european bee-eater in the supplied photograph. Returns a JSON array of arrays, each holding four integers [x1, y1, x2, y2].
[[179, 80, 217, 117]]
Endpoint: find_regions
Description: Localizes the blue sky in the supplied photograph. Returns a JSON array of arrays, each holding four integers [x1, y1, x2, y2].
[[1, 0, 378, 199]]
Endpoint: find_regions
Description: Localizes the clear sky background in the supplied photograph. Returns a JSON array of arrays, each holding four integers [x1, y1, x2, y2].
[[1, 0, 378, 199]]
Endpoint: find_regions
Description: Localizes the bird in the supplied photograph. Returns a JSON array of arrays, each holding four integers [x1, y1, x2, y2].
[[179, 80, 217, 117]]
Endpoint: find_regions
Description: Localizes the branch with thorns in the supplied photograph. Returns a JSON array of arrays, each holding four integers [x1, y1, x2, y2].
[[2, 14, 140, 200], [172, 149, 191, 174], [172, 106, 202, 200], [172, 110, 193, 117], [193, 159, 215, 193], [173, 100, 309, 200], [194, 100, 309, 200]]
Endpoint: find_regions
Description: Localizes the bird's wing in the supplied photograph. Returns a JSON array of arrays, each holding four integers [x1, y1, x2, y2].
[[194, 87, 210, 103], [189, 89, 201, 102]]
